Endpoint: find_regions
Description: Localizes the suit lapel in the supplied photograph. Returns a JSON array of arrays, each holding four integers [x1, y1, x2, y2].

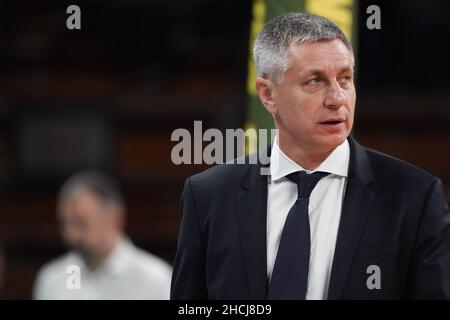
[[327, 136, 375, 299], [235, 153, 269, 299], [233, 139, 375, 299]]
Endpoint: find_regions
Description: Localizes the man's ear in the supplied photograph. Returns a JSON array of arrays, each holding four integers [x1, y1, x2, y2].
[[255, 77, 277, 114]]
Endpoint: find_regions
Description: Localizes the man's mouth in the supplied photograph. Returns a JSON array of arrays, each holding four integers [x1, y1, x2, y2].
[[319, 119, 345, 125], [321, 120, 342, 125]]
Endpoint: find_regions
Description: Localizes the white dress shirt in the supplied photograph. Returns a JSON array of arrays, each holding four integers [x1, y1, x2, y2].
[[33, 237, 173, 300], [267, 136, 350, 300]]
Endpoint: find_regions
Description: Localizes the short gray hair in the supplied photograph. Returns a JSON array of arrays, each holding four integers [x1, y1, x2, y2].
[[253, 12, 353, 83], [59, 170, 124, 211]]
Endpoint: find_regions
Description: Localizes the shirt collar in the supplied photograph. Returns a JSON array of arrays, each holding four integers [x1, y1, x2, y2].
[[77, 236, 133, 277], [270, 135, 350, 182], [103, 236, 135, 276]]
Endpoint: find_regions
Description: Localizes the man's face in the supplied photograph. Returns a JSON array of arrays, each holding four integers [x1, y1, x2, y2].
[[57, 189, 118, 260], [262, 39, 356, 153]]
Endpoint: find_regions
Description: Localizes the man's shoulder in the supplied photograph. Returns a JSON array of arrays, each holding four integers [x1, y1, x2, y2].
[[363, 145, 436, 184], [36, 252, 79, 280], [33, 251, 79, 299], [126, 244, 172, 293], [186, 153, 264, 193], [131, 245, 172, 276]]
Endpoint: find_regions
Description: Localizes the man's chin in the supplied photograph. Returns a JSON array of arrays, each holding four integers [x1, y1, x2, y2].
[[319, 134, 348, 150]]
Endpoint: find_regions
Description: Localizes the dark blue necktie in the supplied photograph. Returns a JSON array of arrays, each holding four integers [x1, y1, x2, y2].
[[267, 171, 329, 300]]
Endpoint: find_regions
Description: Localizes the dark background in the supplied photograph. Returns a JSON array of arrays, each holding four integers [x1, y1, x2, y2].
[[0, 0, 449, 299]]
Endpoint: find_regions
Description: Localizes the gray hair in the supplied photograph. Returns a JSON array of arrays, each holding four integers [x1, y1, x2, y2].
[[253, 12, 353, 83], [59, 170, 124, 211]]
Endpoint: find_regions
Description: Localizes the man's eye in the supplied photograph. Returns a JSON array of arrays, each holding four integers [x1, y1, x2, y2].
[[338, 76, 352, 84], [306, 78, 321, 86]]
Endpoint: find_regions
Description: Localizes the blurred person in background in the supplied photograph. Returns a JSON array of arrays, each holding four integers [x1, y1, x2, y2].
[[33, 170, 172, 299]]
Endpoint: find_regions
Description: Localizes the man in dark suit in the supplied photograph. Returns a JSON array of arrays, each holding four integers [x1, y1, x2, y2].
[[171, 12, 450, 299]]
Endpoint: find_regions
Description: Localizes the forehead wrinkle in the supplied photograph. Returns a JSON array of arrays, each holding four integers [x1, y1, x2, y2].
[[288, 40, 354, 73], [298, 55, 354, 78]]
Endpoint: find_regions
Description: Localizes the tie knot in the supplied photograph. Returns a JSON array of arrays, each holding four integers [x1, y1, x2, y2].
[[286, 171, 329, 199]]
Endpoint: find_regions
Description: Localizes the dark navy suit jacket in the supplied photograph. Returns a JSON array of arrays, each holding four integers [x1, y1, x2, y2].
[[171, 136, 450, 299]]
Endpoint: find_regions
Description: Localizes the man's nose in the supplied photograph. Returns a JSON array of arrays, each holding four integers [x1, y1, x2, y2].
[[324, 81, 346, 109]]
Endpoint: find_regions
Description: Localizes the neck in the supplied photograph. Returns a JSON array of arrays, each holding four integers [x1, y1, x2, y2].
[[85, 234, 120, 271], [277, 134, 335, 171]]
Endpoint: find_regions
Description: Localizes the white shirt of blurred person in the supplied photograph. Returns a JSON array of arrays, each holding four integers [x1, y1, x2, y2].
[[33, 171, 172, 300]]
